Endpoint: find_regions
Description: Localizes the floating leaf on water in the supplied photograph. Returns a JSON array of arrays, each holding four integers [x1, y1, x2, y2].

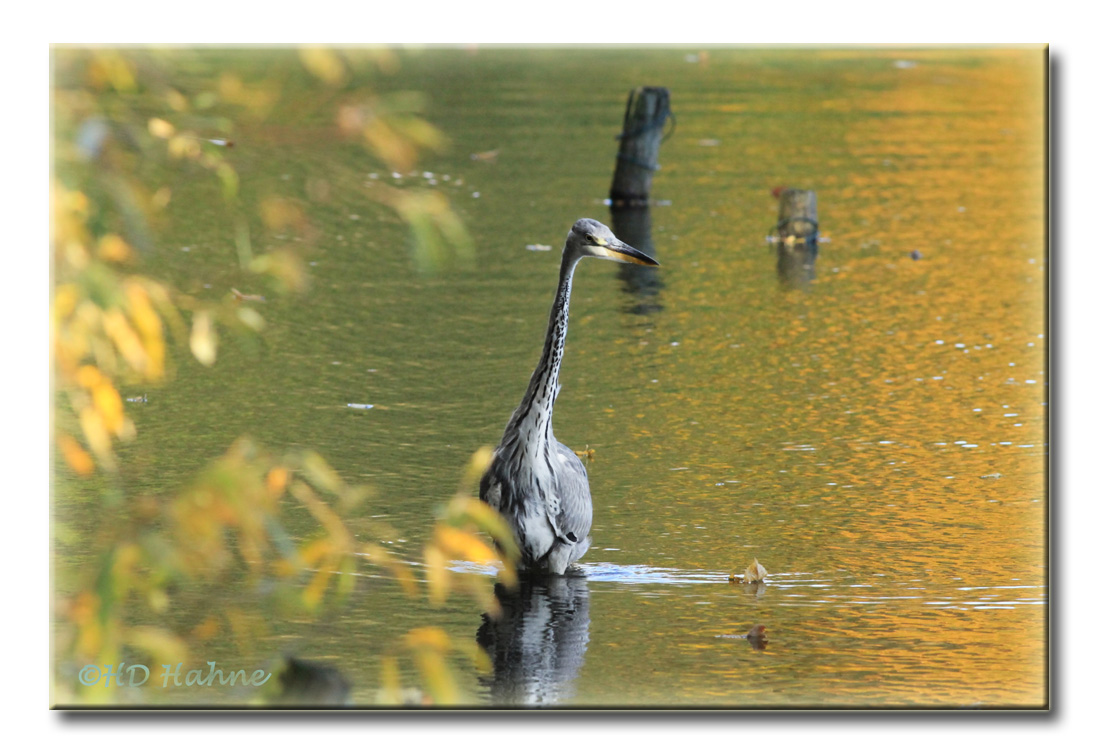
[[346, 403, 374, 410], [728, 558, 768, 585], [743, 558, 768, 584], [470, 149, 500, 163]]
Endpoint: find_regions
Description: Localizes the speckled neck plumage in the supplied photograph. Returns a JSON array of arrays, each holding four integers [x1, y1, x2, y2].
[[505, 249, 580, 456]]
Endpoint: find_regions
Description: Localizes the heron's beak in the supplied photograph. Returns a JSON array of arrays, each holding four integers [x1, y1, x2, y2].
[[601, 239, 659, 266]]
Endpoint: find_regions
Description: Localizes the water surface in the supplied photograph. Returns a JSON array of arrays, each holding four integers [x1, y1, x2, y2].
[[56, 47, 1046, 708]]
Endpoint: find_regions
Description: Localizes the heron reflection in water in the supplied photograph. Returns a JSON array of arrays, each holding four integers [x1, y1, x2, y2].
[[476, 575, 590, 706], [480, 218, 658, 575]]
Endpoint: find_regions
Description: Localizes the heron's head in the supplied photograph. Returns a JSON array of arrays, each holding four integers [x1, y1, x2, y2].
[[565, 218, 659, 266]]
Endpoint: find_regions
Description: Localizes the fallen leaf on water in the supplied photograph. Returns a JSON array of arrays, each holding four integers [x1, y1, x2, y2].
[[744, 558, 768, 583], [729, 557, 768, 584], [470, 149, 500, 163]]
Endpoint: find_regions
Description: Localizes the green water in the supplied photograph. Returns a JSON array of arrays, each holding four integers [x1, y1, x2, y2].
[[55, 46, 1047, 708]]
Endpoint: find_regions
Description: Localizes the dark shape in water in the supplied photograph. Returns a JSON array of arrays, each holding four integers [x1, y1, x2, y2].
[[273, 656, 352, 706], [610, 204, 664, 315], [745, 624, 769, 651], [476, 575, 591, 707], [776, 239, 819, 289]]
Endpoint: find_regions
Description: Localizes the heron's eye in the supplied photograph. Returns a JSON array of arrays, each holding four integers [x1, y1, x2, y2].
[[587, 235, 600, 246]]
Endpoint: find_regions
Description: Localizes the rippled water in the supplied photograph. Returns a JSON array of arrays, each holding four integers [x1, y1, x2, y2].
[[55, 47, 1046, 708]]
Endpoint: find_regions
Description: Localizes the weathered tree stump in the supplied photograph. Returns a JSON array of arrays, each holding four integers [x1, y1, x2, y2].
[[609, 87, 672, 207], [776, 188, 818, 243], [771, 188, 819, 288]]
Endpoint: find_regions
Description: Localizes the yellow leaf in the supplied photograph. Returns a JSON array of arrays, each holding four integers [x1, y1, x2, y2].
[[78, 406, 113, 465], [424, 545, 448, 606], [412, 647, 459, 705], [743, 558, 768, 584], [168, 134, 201, 160], [259, 197, 305, 231], [58, 433, 95, 476], [126, 626, 188, 666], [298, 48, 347, 86], [404, 626, 452, 653], [301, 452, 342, 494], [379, 656, 402, 706], [103, 309, 148, 373], [125, 283, 164, 379], [92, 382, 125, 434], [53, 283, 79, 321], [435, 525, 498, 565], [190, 311, 217, 366], [96, 233, 132, 262], [299, 538, 332, 568], [191, 615, 220, 641], [148, 117, 175, 139], [302, 565, 332, 610], [266, 466, 289, 496], [75, 364, 104, 389]]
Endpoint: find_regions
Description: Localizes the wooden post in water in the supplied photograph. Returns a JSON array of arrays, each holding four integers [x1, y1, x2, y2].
[[771, 188, 819, 289], [609, 87, 672, 207], [776, 188, 818, 243]]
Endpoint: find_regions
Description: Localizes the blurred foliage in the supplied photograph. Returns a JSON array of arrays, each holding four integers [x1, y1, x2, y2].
[[52, 48, 506, 707]]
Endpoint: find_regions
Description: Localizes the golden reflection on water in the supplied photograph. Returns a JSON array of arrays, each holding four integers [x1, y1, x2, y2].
[[573, 48, 1045, 706]]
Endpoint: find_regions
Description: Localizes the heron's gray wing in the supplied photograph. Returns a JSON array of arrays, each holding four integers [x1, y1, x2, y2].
[[551, 442, 593, 545]]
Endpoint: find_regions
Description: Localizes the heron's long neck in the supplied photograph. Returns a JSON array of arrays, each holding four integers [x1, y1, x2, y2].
[[507, 251, 580, 447]]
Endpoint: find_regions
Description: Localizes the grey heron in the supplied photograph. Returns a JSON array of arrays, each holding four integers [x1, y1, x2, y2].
[[480, 218, 659, 575]]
